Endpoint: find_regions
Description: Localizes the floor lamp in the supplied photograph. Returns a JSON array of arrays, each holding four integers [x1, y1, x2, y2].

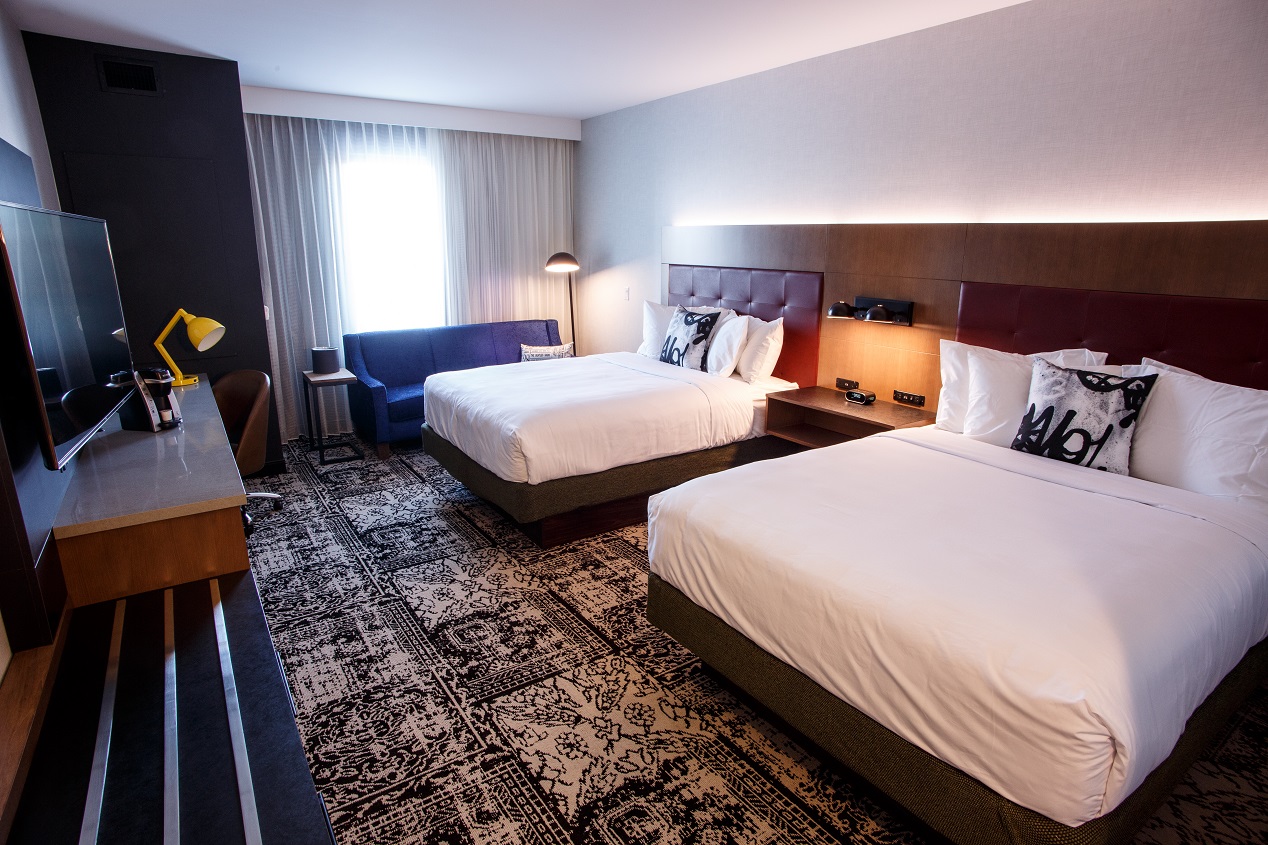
[[544, 251, 580, 350]]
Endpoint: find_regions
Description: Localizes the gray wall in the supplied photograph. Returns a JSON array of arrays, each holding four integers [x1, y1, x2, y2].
[[576, 0, 1268, 355], [0, 5, 54, 206]]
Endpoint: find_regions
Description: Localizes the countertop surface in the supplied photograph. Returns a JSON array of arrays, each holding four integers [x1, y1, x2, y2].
[[54, 377, 247, 538]]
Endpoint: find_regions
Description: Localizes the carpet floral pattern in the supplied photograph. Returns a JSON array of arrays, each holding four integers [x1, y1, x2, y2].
[[244, 438, 1268, 845]]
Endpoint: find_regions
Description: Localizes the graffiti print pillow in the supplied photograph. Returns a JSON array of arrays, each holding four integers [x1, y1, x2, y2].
[[659, 306, 721, 371], [1011, 358, 1157, 474]]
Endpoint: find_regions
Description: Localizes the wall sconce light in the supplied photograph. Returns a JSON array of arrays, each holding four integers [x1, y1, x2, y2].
[[826, 296, 914, 327], [154, 308, 226, 386]]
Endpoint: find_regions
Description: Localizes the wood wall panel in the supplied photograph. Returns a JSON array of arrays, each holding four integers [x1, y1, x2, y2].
[[826, 224, 966, 280], [823, 274, 960, 356], [962, 222, 1268, 299], [819, 340, 942, 412], [661, 225, 827, 274], [817, 271, 957, 409], [664, 220, 1268, 415]]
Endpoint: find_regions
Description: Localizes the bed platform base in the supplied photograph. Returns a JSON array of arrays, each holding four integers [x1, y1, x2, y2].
[[422, 424, 800, 547], [647, 572, 1268, 845]]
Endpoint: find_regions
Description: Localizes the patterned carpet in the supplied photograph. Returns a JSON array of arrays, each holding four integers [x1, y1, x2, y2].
[[244, 438, 1268, 845]]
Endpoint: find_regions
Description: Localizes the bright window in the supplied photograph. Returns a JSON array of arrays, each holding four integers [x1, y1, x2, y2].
[[339, 155, 444, 332]]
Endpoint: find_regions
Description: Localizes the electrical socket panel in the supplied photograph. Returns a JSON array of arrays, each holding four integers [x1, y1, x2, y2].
[[893, 390, 926, 407], [836, 377, 860, 391]]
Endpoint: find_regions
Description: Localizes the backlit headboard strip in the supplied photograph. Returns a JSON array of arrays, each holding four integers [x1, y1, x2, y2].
[[956, 281, 1268, 390], [667, 265, 822, 387]]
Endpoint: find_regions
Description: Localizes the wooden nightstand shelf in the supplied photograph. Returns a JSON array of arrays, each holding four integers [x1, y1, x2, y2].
[[766, 386, 936, 448]]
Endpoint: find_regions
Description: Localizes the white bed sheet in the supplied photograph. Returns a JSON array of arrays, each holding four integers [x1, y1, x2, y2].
[[648, 426, 1268, 826], [423, 351, 794, 484]]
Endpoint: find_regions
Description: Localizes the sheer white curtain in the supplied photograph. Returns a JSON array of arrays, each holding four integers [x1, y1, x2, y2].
[[245, 115, 576, 441], [430, 129, 575, 339], [245, 115, 349, 442]]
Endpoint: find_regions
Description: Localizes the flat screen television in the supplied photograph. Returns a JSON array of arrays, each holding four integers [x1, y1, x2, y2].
[[0, 201, 135, 470]]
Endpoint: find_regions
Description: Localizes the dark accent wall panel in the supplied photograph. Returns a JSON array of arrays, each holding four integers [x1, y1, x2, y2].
[[1, 132, 62, 649], [0, 277, 63, 650], [962, 221, 1268, 299], [22, 31, 281, 467]]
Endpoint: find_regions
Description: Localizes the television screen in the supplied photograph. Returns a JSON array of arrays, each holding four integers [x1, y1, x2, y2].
[[0, 201, 135, 470]]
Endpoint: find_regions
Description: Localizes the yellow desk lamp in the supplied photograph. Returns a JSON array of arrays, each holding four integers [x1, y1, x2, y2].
[[154, 308, 226, 386]]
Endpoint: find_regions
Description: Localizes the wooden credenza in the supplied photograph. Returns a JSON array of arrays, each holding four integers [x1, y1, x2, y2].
[[53, 377, 249, 607]]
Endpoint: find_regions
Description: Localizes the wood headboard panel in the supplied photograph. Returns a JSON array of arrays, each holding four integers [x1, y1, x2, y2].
[[667, 265, 822, 387], [663, 221, 1268, 408], [956, 281, 1268, 390]]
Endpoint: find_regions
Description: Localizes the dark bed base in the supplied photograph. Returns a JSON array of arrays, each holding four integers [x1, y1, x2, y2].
[[648, 573, 1268, 845], [422, 424, 800, 546]]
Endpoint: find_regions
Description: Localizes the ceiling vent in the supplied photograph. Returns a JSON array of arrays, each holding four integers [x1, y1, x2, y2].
[[96, 57, 161, 95]]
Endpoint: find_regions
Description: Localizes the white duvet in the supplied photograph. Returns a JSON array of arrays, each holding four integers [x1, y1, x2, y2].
[[648, 426, 1268, 826], [423, 351, 792, 484]]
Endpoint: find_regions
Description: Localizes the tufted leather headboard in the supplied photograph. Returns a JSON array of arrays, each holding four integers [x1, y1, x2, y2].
[[956, 281, 1268, 390], [668, 265, 823, 387]]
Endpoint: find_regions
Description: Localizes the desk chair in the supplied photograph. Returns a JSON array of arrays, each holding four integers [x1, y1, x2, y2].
[[212, 370, 282, 533]]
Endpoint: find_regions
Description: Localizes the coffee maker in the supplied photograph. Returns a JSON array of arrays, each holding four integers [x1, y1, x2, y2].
[[117, 367, 182, 431]]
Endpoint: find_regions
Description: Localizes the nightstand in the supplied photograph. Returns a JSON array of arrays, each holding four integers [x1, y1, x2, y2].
[[766, 386, 935, 448]]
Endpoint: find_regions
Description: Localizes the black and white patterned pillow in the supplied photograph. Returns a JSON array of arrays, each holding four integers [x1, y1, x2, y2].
[[1011, 358, 1157, 473], [659, 307, 721, 370], [520, 342, 574, 361]]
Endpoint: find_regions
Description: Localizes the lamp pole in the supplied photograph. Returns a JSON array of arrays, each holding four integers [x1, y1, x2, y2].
[[545, 251, 581, 351]]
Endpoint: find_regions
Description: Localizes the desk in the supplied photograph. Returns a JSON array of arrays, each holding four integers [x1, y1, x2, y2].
[[53, 378, 249, 607], [302, 368, 364, 464]]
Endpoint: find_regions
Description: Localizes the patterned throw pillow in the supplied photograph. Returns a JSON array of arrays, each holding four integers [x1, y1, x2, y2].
[[659, 307, 721, 370], [1011, 358, 1157, 473], [520, 342, 574, 362]]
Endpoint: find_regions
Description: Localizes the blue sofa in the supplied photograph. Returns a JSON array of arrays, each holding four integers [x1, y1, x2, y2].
[[344, 319, 561, 457]]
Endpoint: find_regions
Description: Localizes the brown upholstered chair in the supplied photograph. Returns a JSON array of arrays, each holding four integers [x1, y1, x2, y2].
[[212, 370, 282, 529]]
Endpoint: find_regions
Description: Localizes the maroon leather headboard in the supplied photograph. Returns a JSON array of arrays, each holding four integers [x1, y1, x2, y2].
[[668, 265, 822, 386], [956, 281, 1268, 390]]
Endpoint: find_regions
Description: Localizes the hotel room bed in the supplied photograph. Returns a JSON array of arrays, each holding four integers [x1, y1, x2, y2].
[[424, 351, 796, 485], [421, 265, 820, 545], [646, 281, 1268, 845]]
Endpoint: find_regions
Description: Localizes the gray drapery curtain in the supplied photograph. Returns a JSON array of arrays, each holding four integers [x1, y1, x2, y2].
[[244, 114, 574, 441], [430, 130, 575, 334]]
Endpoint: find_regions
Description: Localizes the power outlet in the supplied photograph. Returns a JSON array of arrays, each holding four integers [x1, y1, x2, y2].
[[836, 377, 860, 391], [893, 390, 926, 407]]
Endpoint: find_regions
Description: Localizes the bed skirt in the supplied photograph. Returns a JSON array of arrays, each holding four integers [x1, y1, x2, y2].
[[647, 572, 1268, 845], [421, 424, 799, 542]]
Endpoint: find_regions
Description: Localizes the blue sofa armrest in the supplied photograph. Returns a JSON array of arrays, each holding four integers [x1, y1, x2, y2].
[[342, 333, 389, 442]]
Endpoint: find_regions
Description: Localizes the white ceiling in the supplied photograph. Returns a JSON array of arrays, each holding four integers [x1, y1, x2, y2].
[[8, 0, 1032, 120]]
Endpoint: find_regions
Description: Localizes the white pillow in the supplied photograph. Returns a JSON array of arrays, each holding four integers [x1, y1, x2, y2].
[[962, 348, 1123, 446], [1121, 363, 1268, 508], [636, 301, 736, 358], [936, 339, 1107, 434], [1133, 357, 1202, 379], [706, 314, 749, 378], [735, 317, 784, 383]]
